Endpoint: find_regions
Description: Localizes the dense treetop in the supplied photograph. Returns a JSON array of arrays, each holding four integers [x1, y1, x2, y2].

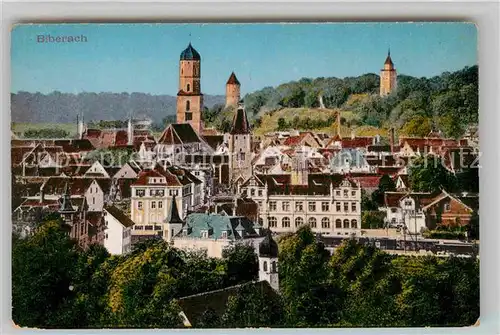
[[238, 65, 478, 137], [13, 220, 479, 329]]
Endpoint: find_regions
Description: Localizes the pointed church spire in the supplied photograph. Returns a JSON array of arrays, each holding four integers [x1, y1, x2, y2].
[[230, 103, 250, 135], [59, 182, 75, 213], [166, 194, 183, 224], [384, 48, 394, 67]]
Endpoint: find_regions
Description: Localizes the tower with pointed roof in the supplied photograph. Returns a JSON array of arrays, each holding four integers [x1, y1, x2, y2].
[[228, 103, 252, 182], [225, 72, 241, 108], [165, 194, 184, 240], [59, 182, 76, 227], [380, 49, 397, 96], [258, 231, 279, 291], [177, 43, 204, 134]]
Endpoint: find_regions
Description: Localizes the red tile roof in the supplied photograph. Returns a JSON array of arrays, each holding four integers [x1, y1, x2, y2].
[[131, 170, 168, 186], [350, 175, 381, 189]]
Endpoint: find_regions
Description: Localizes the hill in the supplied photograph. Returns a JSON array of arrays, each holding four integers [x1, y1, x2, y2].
[[10, 91, 225, 124], [240, 66, 478, 138]]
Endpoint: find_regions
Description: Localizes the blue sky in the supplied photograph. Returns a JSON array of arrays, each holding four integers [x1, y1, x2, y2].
[[11, 23, 477, 96]]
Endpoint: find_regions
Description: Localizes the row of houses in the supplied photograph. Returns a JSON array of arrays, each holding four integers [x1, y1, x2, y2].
[[11, 104, 479, 257]]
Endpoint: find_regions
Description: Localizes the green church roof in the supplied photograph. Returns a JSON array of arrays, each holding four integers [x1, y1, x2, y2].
[[180, 43, 201, 61], [179, 213, 259, 240]]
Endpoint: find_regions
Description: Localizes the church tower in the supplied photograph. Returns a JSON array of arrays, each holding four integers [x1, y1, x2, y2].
[[228, 103, 252, 182], [225, 72, 241, 108], [176, 43, 204, 134], [59, 182, 76, 227], [258, 231, 279, 291], [379, 49, 397, 96]]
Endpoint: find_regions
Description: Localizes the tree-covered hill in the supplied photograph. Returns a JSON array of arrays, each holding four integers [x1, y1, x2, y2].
[[240, 66, 478, 138], [11, 91, 225, 124]]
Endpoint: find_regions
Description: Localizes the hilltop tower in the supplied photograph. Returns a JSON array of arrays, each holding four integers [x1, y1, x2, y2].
[[380, 49, 397, 96], [176, 43, 204, 134], [225, 72, 241, 108]]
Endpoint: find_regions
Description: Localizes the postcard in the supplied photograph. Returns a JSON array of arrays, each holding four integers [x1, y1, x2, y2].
[[10, 22, 479, 328]]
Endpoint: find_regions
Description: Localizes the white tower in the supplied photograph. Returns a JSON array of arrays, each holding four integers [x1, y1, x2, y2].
[[77, 112, 85, 139], [127, 116, 134, 146], [258, 231, 279, 291]]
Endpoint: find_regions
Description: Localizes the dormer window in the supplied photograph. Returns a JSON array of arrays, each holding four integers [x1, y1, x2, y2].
[[201, 230, 208, 239], [221, 231, 228, 239]]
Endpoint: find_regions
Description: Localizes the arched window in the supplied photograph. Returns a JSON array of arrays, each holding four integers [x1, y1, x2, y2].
[[263, 261, 268, 272], [271, 261, 277, 272], [308, 217, 317, 228], [186, 100, 190, 111], [295, 217, 304, 227], [343, 219, 350, 228], [336, 219, 342, 228], [187, 83, 190, 92], [268, 217, 277, 228], [282, 217, 290, 228], [351, 219, 358, 229], [322, 217, 330, 228]]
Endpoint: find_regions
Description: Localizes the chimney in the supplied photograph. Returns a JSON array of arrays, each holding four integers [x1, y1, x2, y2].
[[389, 128, 395, 153], [127, 117, 134, 146], [39, 188, 44, 203], [336, 112, 341, 137]]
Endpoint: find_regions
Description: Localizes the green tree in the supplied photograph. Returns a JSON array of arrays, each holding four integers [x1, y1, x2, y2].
[[361, 211, 386, 229], [12, 220, 79, 328], [371, 174, 396, 206], [277, 117, 288, 131], [279, 226, 334, 326], [361, 189, 377, 211], [400, 115, 432, 137], [408, 156, 457, 193], [329, 239, 402, 327], [221, 284, 285, 328], [222, 243, 259, 286]]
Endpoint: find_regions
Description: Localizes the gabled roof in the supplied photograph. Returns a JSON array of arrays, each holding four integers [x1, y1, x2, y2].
[[104, 205, 135, 228], [157, 123, 202, 145], [230, 106, 250, 135], [283, 132, 322, 147], [226, 72, 240, 85], [202, 135, 224, 151], [131, 169, 168, 186], [421, 190, 478, 212], [177, 281, 277, 328], [383, 191, 434, 209]]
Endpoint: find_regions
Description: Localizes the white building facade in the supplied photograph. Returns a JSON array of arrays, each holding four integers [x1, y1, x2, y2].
[[239, 174, 362, 236]]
